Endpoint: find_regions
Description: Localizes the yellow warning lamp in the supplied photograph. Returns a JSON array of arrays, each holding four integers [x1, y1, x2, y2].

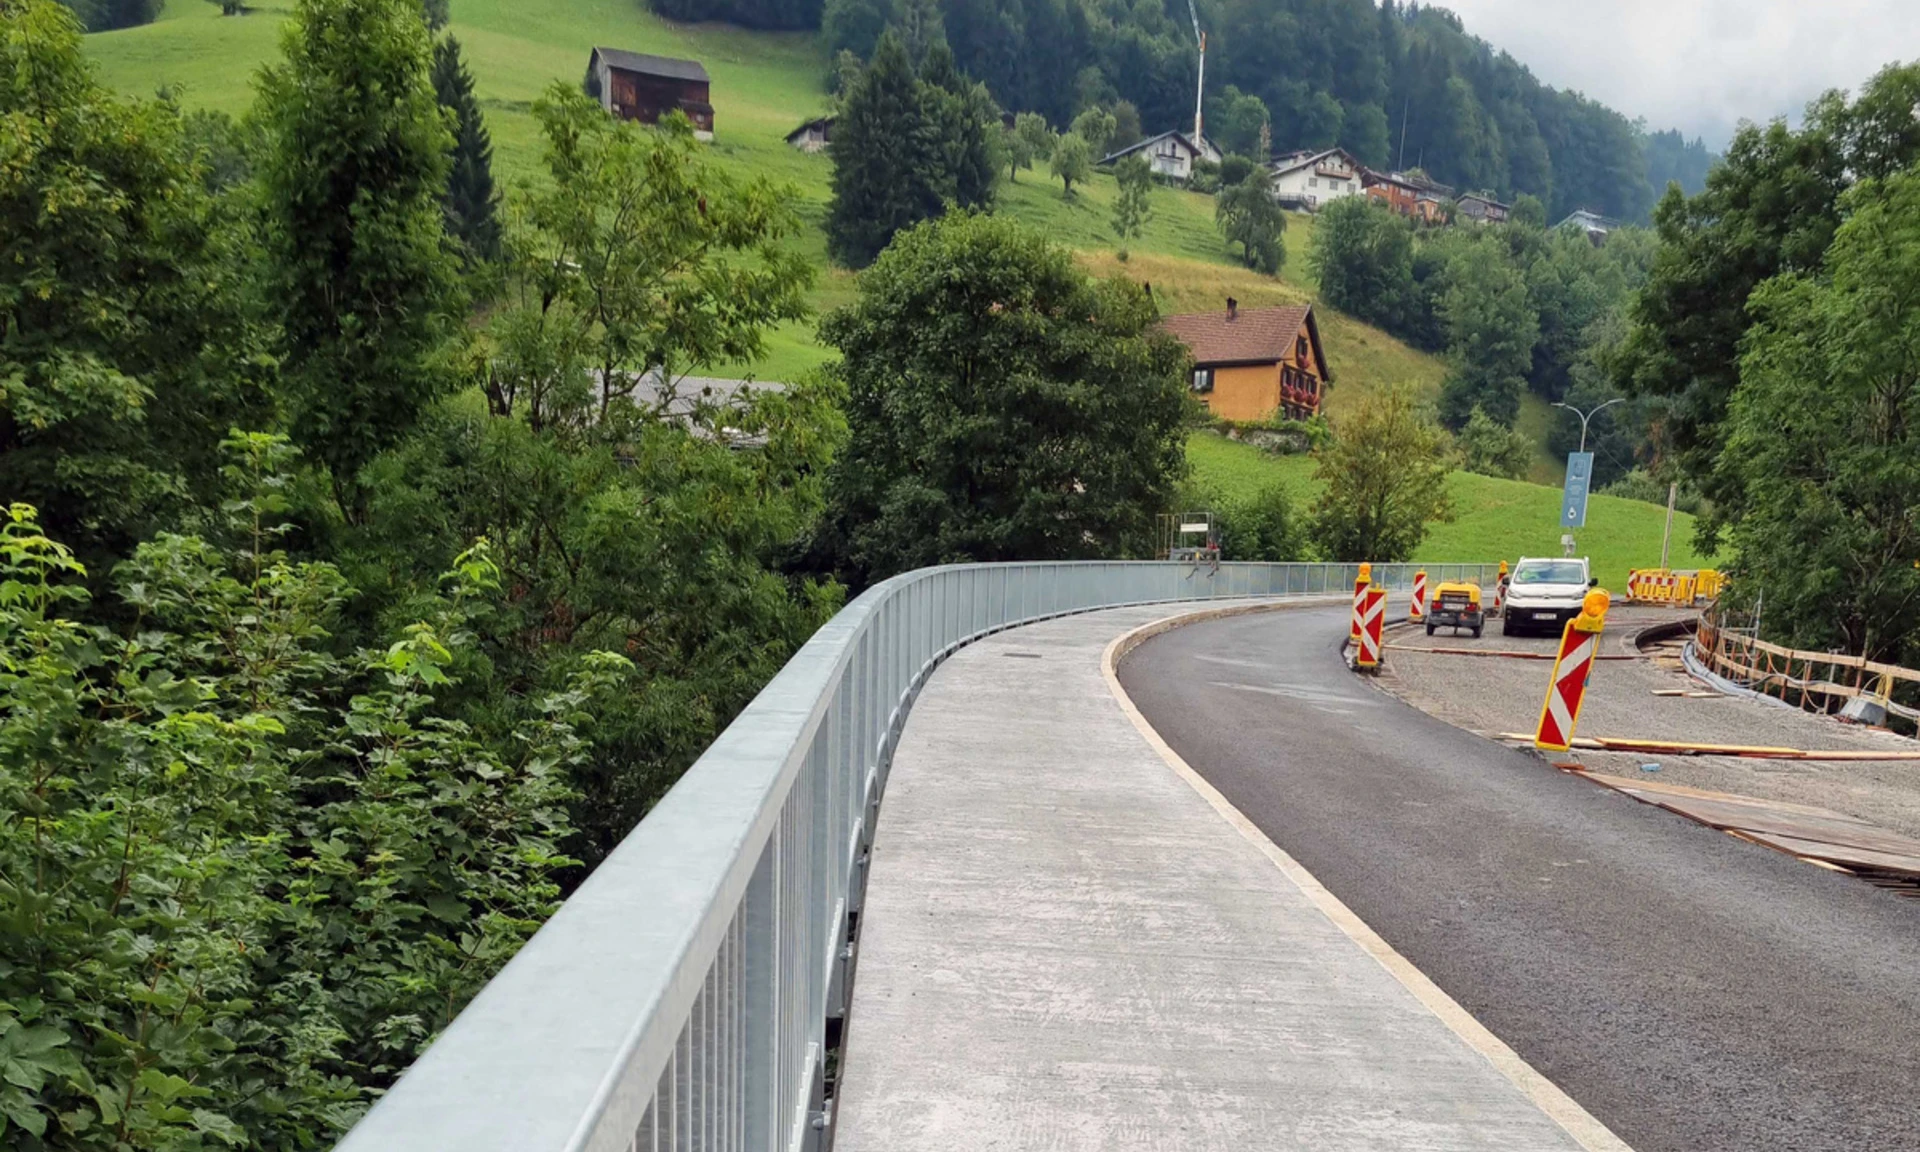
[[1573, 589, 1611, 633], [1357, 562, 1372, 583]]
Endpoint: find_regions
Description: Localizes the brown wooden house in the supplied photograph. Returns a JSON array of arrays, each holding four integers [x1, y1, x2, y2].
[[1161, 300, 1331, 422], [588, 47, 714, 139]]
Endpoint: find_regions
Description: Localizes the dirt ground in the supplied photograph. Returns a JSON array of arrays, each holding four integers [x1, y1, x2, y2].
[[1373, 605, 1920, 841]]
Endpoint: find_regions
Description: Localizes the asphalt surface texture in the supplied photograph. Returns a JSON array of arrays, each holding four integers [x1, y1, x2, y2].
[[1119, 604, 1920, 1152]]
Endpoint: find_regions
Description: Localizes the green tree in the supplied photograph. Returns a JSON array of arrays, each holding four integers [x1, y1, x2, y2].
[[1309, 386, 1454, 563], [1455, 405, 1532, 479], [822, 0, 888, 60], [256, 0, 461, 515], [1111, 152, 1153, 258], [919, 40, 999, 209], [432, 34, 502, 263], [891, 0, 944, 60], [1215, 175, 1286, 275], [827, 30, 943, 266], [1310, 196, 1414, 332], [1511, 191, 1547, 229], [1015, 109, 1054, 165], [1, 0, 274, 571], [1071, 104, 1117, 157], [1050, 130, 1093, 196], [1214, 481, 1305, 561], [1716, 164, 1920, 665], [1207, 84, 1270, 159], [1436, 239, 1537, 427], [419, 0, 445, 26], [1615, 65, 1920, 539], [358, 83, 830, 853], [1110, 99, 1143, 151], [818, 213, 1190, 584], [0, 456, 629, 1147], [1003, 118, 1034, 180]]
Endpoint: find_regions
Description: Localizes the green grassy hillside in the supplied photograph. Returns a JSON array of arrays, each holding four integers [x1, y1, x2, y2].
[[84, 0, 1450, 393], [1187, 433, 1712, 589]]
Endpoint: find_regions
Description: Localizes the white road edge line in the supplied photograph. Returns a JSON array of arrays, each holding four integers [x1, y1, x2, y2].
[[1101, 601, 1635, 1152]]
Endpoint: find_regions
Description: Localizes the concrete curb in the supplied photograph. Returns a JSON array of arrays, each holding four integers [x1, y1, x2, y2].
[[1102, 603, 1636, 1152]]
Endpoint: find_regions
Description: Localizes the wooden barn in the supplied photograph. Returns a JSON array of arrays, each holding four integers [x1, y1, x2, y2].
[[1160, 300, 1330, 422], [587, 47, 714, 140]]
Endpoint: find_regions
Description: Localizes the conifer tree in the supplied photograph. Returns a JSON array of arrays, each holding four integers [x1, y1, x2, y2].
[[826, 30, 942, 267], [433, 34, 502, 262], [919, 41, 997, 210], [257, 0, 459, 513]]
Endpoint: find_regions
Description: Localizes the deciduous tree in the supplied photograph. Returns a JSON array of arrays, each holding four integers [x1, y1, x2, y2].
[[818, 213, 1190, 584], [1050, 130, 1093, 196], [1111, 152, 1153, 257], [1436, 239, 1536, 427], [1716, 164, 1920, 665], [1309, 386, 1454, 562], [1215, 172, 1286, 274]]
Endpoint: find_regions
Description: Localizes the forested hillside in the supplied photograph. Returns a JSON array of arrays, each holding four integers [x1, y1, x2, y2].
[[814, 0, 1710, 221], [68, 0, 1715, 218]]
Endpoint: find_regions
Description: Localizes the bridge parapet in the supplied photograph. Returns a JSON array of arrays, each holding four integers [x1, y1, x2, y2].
[[336, 561, 1497, 1152]]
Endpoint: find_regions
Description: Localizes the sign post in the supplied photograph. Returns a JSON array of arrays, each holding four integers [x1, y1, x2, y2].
[[1560, 452, 1594, 556]]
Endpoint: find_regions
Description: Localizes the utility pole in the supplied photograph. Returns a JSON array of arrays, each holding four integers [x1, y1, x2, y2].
[[1185, 0, 1205, 146], [1552, 397, 1626, 455], [1397, 95, 1410, 170], [1659, 482, 1677, 571]]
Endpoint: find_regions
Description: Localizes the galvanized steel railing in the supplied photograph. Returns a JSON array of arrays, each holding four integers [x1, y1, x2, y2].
[[335, 560, 1498, 1152]]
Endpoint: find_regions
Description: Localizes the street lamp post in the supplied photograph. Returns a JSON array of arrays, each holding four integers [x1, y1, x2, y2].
[[1552, 397, 1626, 454], [1551, 398, 1625, 558]]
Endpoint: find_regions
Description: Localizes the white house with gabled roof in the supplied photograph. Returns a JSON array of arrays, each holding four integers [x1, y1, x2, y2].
[[1267, 147, 1364, 211]]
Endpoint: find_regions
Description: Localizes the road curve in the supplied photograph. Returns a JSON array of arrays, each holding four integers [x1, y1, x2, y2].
[[1118, 604, 1920, 1152]]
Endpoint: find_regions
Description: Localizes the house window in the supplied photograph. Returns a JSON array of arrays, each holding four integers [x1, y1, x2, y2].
[[1191, 368, 1215, 394], [1296, 336, 1309, 364], [1309, 177, 1319, 188]]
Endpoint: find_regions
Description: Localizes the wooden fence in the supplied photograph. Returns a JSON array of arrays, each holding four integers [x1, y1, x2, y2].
[[1694, 611, 1920, 728]]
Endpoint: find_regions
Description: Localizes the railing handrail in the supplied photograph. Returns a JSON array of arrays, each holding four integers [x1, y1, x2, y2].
[[334, 560, 1500, 1152]]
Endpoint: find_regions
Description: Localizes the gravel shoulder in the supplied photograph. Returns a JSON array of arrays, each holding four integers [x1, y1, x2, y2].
[[1375, 606, 1920, 840]]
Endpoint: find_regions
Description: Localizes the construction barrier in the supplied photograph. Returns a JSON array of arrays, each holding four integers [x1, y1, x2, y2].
[[1410, 570, 1429, 621], [1351, 562, 1372, 640], [1626, 568, 1725, 605], [1535, 590, 1611, 751], [1356, 585, 1387, 670], [1492, 561, 1509, 617], [1695, 612, 1920, 727]]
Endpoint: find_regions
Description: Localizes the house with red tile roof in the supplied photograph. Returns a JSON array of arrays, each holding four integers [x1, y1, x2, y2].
[[1160, 299, 1330, 422]]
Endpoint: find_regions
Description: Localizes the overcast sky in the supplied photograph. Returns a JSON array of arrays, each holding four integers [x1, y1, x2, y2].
[[1433, 0, 1920, 148]]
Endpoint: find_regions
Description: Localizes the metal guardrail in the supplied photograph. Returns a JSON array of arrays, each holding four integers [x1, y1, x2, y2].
[[335, 560, 1498, 1152]]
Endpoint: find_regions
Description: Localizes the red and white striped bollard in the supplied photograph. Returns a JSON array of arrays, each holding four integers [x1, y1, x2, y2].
[[1535, 590, 1613, 751]]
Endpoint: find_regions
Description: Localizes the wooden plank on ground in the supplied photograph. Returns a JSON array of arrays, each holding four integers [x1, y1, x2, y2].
[[1577, 772, 1847, 819], [1737, 832, 1920, 878]]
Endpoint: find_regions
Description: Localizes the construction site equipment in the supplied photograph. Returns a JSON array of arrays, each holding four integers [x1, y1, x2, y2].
[[1410, 570, 1429, 621], [1355, 584, 1386, 670], [1694, 611, 1919, 728], [1425, 581, 1484, 638]]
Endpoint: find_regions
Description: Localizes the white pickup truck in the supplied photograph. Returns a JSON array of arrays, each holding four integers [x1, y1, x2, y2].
[[1502, 556, 1597, 636]]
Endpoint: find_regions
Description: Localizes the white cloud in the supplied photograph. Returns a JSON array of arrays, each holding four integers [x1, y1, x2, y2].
[[1433, 0, 1920, 146]]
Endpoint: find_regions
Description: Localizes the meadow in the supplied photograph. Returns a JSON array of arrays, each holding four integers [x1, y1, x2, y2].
[[1186, 433, 1712, 589]]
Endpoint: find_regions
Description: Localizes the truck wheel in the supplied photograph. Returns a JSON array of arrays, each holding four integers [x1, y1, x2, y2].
[[1502, 616, 1517, 637], [1425, 621, 1436, 636], [1472, 625, 1484, 639]]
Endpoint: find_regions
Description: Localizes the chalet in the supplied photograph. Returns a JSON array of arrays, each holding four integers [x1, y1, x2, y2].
[[1456, 192, 1512, 225], [1361, 169, 1448, 224], [1268, 148, 1364, 211], [785, 115, 834, 153], [1098, 130, 1221, 183], [1161, 299, 1331, 422], [587, 47, 714, 140], [1558, 209, 1615, 245]]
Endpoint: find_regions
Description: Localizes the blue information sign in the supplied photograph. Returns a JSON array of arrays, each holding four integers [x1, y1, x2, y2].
[[1561, 452, 1594, 529]]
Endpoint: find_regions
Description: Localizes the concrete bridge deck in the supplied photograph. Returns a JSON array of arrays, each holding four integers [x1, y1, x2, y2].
[[835, 601, 1619, 1151]]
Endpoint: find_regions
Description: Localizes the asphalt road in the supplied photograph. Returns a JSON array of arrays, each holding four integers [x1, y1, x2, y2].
[[1119, 604, 1920, 1152]]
